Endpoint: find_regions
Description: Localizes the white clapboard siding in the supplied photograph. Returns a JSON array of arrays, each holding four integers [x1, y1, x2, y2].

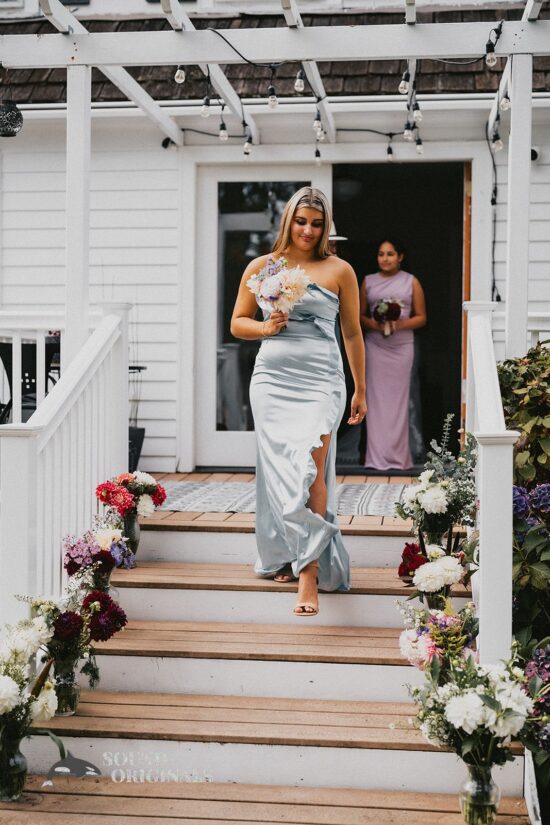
[[0, 142, 181, 471]]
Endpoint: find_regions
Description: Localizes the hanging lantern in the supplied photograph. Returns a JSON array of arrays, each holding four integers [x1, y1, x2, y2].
[[0, 102, 23, 137]]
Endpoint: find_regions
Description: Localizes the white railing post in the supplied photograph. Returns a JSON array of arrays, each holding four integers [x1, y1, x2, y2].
[[505, 53, 533, 358], [475, 431, 519, 664], [464, 302, 500, 434], [97, 303, 131, 476], [0, 427, 41, 625]]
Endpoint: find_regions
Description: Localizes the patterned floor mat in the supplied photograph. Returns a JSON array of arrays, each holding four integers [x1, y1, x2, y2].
[[159, 480, 414, 516]]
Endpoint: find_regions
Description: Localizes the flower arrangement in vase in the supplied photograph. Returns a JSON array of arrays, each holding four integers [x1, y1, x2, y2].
[[63, 523, 135, 597], [395, 415, 477, 545], [96, 471, 167, 556], [411, 654, 535, 825], [0, 616, 58, 800]]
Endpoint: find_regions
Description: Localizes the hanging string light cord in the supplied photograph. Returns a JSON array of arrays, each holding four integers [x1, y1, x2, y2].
[[484, 119, 502, 302], [206, 27, 286, 71]]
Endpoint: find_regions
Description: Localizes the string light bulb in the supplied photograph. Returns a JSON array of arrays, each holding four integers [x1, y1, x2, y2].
[[412, 101, 423, 124], [403, 121, 413, 141], [317, 130, 326, 142], [174, 65, 186, 85], [491, 131, 503, 152], [315, 146, 322, 167], [313, 109, 322, 134], [499, 94, 511, 111], [219, 120, 228, 141], [415, 135, 424, 155], [398, 70, 410, 95], [243, 137, 252, 158], [387, 144, 394, 162], [201, 96, 211, 118], [485, 40, 497, 68], [267, 84, 278, 109], [294, 69, 305, 94]]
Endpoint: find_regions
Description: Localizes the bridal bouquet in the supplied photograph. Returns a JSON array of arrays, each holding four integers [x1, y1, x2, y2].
[[373, 297, 405, 336], [247, 256, 311, 314]]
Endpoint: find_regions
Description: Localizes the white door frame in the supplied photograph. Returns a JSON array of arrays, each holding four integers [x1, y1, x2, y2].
[[176, 142, 490, 471]]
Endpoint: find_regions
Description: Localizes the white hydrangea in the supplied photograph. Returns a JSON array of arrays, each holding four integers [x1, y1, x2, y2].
[[418, 485, 448, 514], [413, 561, 447, 593], [435, 555, 465, 585], [444, 690, 488, 734], [401, 485, 419, 507], [94, 528, 123, 550], [418, 469, 435, 488], [136, 493, 155, 518], [426, 545, 445, 561], [30, 682, 58, 722], [134, 471, 157, 486], [0, 674, 21, 714]]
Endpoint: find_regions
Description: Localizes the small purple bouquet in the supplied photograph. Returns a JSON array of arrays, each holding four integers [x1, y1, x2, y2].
[[247, 256, 311, 314]]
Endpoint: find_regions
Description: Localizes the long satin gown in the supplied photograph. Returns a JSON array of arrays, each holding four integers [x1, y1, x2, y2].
[[363, 269, 414, 470], [250, 277, 350, 592]]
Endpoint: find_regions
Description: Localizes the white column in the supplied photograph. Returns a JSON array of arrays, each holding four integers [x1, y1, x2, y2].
[[0, 428, 40, 625], [98, 303, 131, 476], [505, 54, 532, 358], [475, 432, 519, 664], [463, 302, 499, 434], [64, 65, 91, 365]]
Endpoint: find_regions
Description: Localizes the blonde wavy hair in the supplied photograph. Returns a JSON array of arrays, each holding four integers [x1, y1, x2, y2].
[[271, 187, 332, 260]]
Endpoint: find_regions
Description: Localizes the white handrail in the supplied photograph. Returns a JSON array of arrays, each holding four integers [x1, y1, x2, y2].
[[464, 302, 519, 664], [492, 311, 550, 348], [0, 303, 130, 625]]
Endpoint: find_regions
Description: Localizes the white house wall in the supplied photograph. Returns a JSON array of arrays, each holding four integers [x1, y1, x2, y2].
[[0, 113, 549, 470]]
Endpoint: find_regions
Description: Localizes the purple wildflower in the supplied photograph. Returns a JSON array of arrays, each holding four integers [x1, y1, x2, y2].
[[110, 540, 136, 569], [538, 722, 550, 753], [529, 484, 550, 519]]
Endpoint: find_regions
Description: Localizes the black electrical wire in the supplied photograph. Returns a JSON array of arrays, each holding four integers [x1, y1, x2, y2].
[[485, 120, 502, 302]]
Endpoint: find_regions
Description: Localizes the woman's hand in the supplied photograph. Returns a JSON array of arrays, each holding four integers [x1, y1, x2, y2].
[[263, 311, 289, 337], [348, 391, 367, 425]]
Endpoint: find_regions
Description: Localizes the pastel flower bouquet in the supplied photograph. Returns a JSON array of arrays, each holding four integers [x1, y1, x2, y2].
[[63, 526, 135, 593], [373, 297, 405, 336], [246, 256, 311, 314], [398, 601, 478, 676]]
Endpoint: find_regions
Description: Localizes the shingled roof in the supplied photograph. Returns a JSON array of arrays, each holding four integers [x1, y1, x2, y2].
[[1, 9, 550, 104]]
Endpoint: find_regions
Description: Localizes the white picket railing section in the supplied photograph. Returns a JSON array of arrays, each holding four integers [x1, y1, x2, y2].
[[464, 302, 520, 664], [493, 311, 550, 350], [0, 304, 130, 626]]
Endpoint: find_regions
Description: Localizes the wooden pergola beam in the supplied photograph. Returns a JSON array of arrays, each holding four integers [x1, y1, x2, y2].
[[160, 0, 259, 145], [281, 0, 336, 143], [3, 22, 550, 69], [39, 0, 183, 146]]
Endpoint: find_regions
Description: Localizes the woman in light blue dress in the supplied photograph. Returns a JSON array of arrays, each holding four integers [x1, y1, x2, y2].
[[231, 188, 366, 616]]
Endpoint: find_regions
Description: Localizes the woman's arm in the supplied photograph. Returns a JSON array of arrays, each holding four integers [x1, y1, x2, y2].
[[338, 262, 368, 424], [230, 255, 288, 340], [394, 277, 427, 331], [359, 277, 384, 333]]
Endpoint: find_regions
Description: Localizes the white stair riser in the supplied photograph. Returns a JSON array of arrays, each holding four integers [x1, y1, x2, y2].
[[89, 655, 423, 702], [24, 735, 524, 796], [116, 587, 470, 627], [139, 530, 407, 567]]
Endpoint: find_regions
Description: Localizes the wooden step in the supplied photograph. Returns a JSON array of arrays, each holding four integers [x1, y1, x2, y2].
[[94, 619, 407, 665], [0, 775, 530, 824], [141, 511, 416, 536], [111, 562, 471, 598]]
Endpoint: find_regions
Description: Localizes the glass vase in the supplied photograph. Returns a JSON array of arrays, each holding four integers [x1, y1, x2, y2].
[[459, 765, 501, 825], [0, 734, 28, 801], [123, 511, 140, 556], [425, 587, 450, 610], [54, 657, 81, 716], [93, 569, 119, 601]]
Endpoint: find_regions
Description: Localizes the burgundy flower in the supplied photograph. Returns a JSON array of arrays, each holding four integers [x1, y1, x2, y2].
[[401, 542, 421, 560], [91, 549, 116, 575], [83, 590, 127, 642], [152, 485, 167, 507], [53, 611, 84, 641]]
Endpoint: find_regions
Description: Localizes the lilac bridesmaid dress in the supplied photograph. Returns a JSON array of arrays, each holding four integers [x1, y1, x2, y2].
[[363, 270, 414, 470]]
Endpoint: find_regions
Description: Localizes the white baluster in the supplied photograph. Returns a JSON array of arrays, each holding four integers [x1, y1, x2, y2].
[[36, 331, 46, 406], [12, 333, 22, 424]]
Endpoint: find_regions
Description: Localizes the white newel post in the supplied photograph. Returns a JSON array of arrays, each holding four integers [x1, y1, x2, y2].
[[475, 432, 519, 663], [505, 53, 532, 358], [64, 65, 91, 366], [464, 302, 500, 434], [98, 303, 131, 476], [0, 428, 41, 625]]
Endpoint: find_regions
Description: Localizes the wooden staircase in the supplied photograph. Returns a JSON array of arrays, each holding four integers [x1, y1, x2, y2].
[[6, 476, 529, 821]]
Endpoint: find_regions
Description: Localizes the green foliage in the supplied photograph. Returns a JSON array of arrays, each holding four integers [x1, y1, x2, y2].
[[512, 521, 550, 659], [497, 342, 550, 488]]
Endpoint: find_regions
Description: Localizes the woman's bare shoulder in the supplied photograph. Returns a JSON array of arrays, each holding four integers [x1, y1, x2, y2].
[[241, 254, 270, 282]]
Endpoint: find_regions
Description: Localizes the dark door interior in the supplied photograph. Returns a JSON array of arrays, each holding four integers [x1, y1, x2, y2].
[[333, 162, 465, 471]]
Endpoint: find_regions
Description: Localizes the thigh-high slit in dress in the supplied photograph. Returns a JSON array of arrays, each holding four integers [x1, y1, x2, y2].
[[249, 278, 350, 592]]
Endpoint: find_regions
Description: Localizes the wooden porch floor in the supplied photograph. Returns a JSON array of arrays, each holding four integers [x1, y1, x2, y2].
[[1, 776, 530, 823], [146, 472, 416, 536]]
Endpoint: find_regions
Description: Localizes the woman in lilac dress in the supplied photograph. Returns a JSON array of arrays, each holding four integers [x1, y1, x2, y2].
[[360, 239, 427, 470]]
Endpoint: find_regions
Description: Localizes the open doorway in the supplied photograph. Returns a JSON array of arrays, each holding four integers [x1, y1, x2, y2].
[[333, 162, 465, 471]]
